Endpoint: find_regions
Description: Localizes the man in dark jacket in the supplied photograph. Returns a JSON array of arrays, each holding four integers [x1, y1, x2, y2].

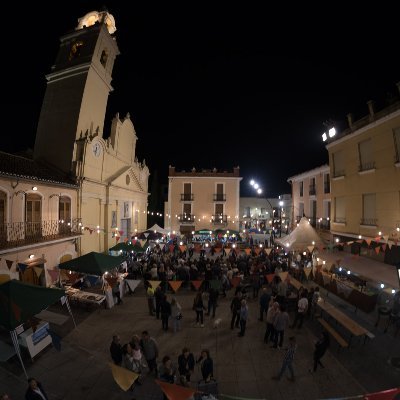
[[230, 292, 242, 329], [259, 287, 271, 321], [207, 287, 219, 318], [160, 295, 171, 331], [110, 335, 123, 365], [25, 378, 48, 400], [178, 347, 195, 386]]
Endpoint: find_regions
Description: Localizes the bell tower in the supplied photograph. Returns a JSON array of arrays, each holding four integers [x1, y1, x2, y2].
[[34, 10, 120, 174]]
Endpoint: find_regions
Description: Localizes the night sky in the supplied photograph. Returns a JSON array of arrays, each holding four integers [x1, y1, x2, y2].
[[3, 3, 399, 198]]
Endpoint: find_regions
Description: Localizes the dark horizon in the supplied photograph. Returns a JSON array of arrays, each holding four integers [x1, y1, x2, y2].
[[2, 3, 399, 198]]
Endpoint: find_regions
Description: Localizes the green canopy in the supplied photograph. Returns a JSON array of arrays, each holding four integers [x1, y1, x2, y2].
[[58, 252, 125, 276], [109, 242, 136, 252], [195, 229, 214, 235], [0, 280, 65, 330]]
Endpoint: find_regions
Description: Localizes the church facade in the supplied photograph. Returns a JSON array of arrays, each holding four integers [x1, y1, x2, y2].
[[34, 10, 149, 255]]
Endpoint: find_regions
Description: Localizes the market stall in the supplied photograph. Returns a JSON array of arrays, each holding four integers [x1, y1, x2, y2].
[[58, 252, 126, 309]]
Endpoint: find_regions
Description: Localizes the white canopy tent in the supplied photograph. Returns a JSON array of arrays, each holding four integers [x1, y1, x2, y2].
[[146, 224, 169, 235], [275, 217, 325, 251]]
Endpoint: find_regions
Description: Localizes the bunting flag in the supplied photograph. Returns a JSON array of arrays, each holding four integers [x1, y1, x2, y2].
[[47, 269, 59, 283], [279, 271, 288, 282], [383, 235, 389, 243], [230, 276, 241, 288], [155, 379, 197, 400], [387, 242, 393, 250], [5, 260, 13, 270], [169, 245, 175, 253], [374, 236, 381, 242], [265, 248, 272, 255], [191, 280, 203, 291], [266, 273, 275, 284], [374, 246, 381, 255], [159, 243, 165, 250], [365, 239, 372, 246], [149, 280, 161, 289], [116, 236, 120, 243], [0, 274, 10, 284], [254, 248, 261, 255], [244, 249, 251, 255], [33, 267, 43, 278], [169, 281, 183, 292], [105, 276, 118, 289], [110, 362, 139, 391], [307, 246, 314, 253], [304, 267, 312, 278], [210, 280, 222, 290], [125, 280, 141, 293], [18, 263, 27, 273], [139, 240, 147, 248], [144, 232, 149, 238], [179, 245, 187, 253]]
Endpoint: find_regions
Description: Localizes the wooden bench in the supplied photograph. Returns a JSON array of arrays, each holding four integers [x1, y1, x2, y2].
[[317, 318, 349, 351]]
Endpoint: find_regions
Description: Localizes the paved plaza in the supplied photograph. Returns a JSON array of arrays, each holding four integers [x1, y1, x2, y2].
[[0, 280, 399, 400]]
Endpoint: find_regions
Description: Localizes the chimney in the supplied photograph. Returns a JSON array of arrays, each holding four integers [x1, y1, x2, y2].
[[396, 81, 400, 95], [346, 113, 354, 129], [367, 100, 375, 119]]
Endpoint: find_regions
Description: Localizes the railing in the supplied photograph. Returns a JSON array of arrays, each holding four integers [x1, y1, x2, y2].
[[213, 194, 226, 201], [309, 185, 316, 195], [0, 219, 82, 250], [319, 220, 331, 230], [333, 170, 345, 178], [178, 214, 195, 223], [212, 214, 227, 225], [358, 161, 375, 172], [360, 218, 377, 226], [324, 182, 330, 193], [180, 193, 194, 201]]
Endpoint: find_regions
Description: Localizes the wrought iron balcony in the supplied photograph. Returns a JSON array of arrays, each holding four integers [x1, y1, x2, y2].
[[212, 214, 227, 225], [213, 194, 226, 201], [0, 219, 82, 250], [309, 185, 316, 196], [358, 161, 375, 172], [180, 194, 194, 201], [324, 182, 330, 193], [178, 214, 194, 224], [360, 218, 377, 226]]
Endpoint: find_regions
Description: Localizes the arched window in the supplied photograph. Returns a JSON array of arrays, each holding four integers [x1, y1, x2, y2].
[[59, 196, 71, 223], [100, 49, 108, 67], [26, 194, 41, 237]]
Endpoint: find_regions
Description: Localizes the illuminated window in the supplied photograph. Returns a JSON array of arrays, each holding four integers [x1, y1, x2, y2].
[[69, 41, 84, 61], [100, 49, 108, 67]]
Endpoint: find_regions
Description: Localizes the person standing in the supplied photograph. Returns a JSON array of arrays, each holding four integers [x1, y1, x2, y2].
[[25, 378, 48, 400], [207, 287, 218, 318], [238, 299, 249, 337], [291, 292, 308, 329], [193, 292, 205, 327], [109, 335, 123, 365], [140, 331, 159, 377], [230, 292, 241, 329], [310, 331, 330, 373], [146, 285, 155, 316], [258, 287, 271, 322], [178, 347, 195, 386], [160, 295, 171, 331], [272, 336, 297, 381], [272, 304, 290, 349], [155, 286, 164, 319], [264, 301, 279, 344], [196, 349, 214, 382], [170, 297, 182, 333]]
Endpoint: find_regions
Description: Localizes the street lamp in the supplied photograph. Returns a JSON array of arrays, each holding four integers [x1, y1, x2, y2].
[[279, 200, 284, 237]]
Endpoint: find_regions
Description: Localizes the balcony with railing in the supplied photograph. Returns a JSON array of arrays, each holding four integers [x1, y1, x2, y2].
[[358, 161, 376, 173], [0, 219, 82, 250], [213, 194, 226, 202], [309, 217, 317, 227], [319, 219, 331, 230], [360, 218, 377, 226], [180, 193, 194, 201], [212, 214, 228, 225], [324, 182, 330, 194], [178, 214, 195, 224], [309, 185, 316, 196]]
